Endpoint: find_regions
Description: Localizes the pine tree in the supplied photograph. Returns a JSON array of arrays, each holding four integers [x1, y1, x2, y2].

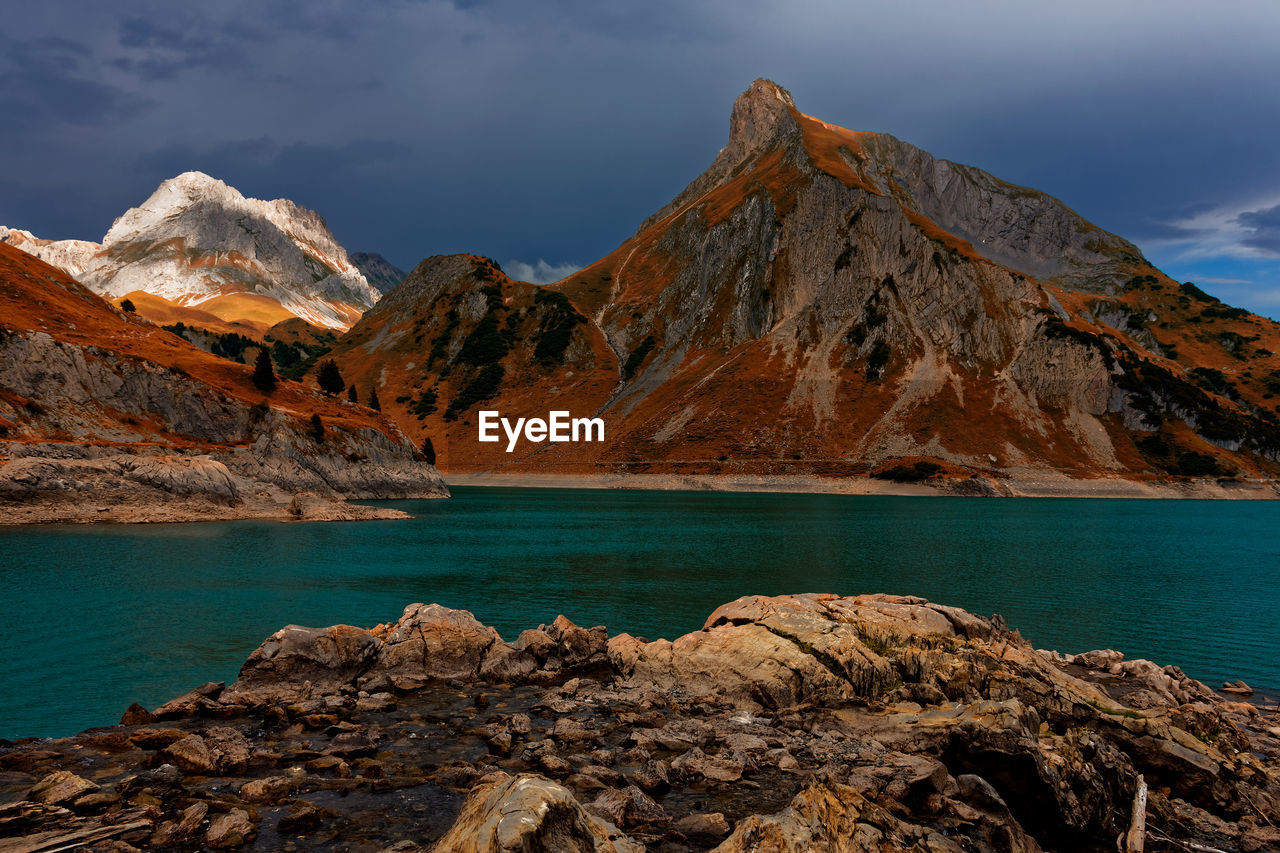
[[420, 436, 436, 465], [310, 413, 325, 441], [316, 359, 345, 395], [347, 384, 358, 403], [120, 298, 136, 313], [251, 348, 277, 393], [368, 386, 381, 411]]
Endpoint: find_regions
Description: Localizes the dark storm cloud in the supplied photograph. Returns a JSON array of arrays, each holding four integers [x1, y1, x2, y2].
[[137, 138, 414, 187], [2, 1, 1280, 313], [112, 17, 251, 79], [1237, 205, 1280, 255], [0, 33, 148, 129]]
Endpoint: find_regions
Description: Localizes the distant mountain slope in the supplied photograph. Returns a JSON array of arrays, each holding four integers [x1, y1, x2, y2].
[[1, 172, 381, 331], [350, 252, 408, 294], [327, 80, 1280, 490], [0, 242, 445, 522], [0, 226, 99, 279]]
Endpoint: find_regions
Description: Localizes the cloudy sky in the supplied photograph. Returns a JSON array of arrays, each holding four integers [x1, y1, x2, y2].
[[3, 1, 1279, 315]]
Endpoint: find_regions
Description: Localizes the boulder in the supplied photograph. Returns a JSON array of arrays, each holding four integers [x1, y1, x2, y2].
[[479, 643, 538, 683], [28, 770, 99, 805], [515, 628, 557, 661], [204, 808, 257, 848], [589, 786, 671, 831], [161, 734, 218, 774], [238, 774, 292, 804], [375, 603, 501, 687], [119, 703, 156, 725], [674, 812, 731, 842], [431, 772, 643, 852], [546, 615, 609, 666], [220, 624, 380, 705], [204, 726, 251, 773], [670, 747, 744, 783], [152, 681, 226, 718]]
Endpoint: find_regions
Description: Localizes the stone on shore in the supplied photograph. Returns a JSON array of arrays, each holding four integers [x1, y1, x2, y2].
[[28, 770, 99, 805], [431, 773, 643, 853]]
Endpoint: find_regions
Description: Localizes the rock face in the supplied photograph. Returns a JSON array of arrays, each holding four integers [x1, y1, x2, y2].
[[350, 251, 408, 294], [4, 593, 1274, 851], [2, 171, 381, 330], [327, 79, 1280, 485], [0, 241, 446, 523]]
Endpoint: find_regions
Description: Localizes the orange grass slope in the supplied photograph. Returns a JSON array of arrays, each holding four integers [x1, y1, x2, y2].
[[331, 80, 1280, 484], [114, 290, 272, 338], [0, 241, 401, 444]]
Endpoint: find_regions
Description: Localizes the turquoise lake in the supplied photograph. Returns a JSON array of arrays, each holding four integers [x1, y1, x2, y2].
[[1, 486, 1277, 739]]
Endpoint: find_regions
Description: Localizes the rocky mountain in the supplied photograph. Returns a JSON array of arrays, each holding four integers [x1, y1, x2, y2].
[[0, 242, 446, 523], [327, 79, 1280, 490], [0, 226, 99, 279], [0, 171, 382, 331], [4, 593, 1276, 850], [350, 251, 408, 294]]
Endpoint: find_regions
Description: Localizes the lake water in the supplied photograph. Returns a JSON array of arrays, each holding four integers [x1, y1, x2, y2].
[[1, 486, 1277, 739]]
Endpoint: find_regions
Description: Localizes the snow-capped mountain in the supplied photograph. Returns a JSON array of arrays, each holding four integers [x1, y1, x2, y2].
[[1, 172, 382, 330], [0, 227, 100, 280]]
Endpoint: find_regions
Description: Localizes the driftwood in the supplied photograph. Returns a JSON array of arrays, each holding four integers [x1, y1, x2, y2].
[[1123, 773, 1148, 853]]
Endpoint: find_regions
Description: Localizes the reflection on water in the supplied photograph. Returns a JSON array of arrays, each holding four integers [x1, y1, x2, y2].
[[1, 487, 1277, 738]]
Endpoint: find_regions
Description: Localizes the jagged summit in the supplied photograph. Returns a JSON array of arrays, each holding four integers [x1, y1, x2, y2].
[[727, 78, 797, 150]]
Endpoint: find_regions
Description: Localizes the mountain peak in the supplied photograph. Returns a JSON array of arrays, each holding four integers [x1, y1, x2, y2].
[[728, 78, 796, 149], [153, 170, 241, 205]]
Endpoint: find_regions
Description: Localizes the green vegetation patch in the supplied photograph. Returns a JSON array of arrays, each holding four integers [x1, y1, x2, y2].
[[1135, 433, 1231, 477], [444, 363, 505, 421], [455, 312, 511, 367], [409, 387, 438, 419], [1179, 281, 1215, 302], [531, 289, 586, 367], [1202, 304, 1249, 321]]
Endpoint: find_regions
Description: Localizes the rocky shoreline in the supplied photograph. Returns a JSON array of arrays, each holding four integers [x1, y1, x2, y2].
[[0, 441, 446, 525], [1, 594, 1277, 851]]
